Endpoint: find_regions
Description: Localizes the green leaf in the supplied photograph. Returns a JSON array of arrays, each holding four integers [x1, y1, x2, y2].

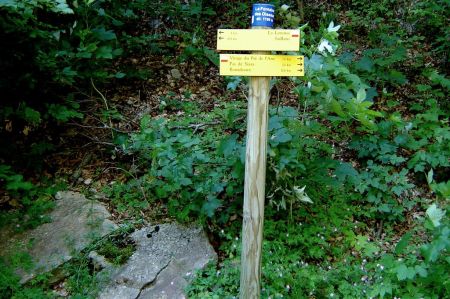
[[201, 197, 221, 217], [47, 104, 83, 122], [396, 264, 415, 280], [356, 88, 367, 102], [96, 46, 113, 59], [115, 72, 126, 79], [53, 0, 74, 14], [22, 106, 41, 125], [6, 175, 34, 191], [270, 128, 292, 144], [218, 134, 238, 158], [329, 99, 346, 118], [226, 76, 242, 91], [414, 265, 428, 278], [426, 204, 445, 227], [335, 162, 359, 184], [92, 28, 116, 41], [426, 169, 434, 185], [395, 232, 412, 254], [203, 47, 219, 66], [355, 56, 374, 72], [431, 180, 450, 199], [293, 186, 313, 204]]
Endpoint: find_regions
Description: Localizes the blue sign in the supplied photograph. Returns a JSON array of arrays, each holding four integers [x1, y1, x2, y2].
[[251, 3, 275, 28]]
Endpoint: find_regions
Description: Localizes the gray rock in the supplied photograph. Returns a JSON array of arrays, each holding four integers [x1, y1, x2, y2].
[[170, 69, 182, 80], [0, 191, 117, 283], [98, 223, 216, 299], [89, 251, 113, 270]]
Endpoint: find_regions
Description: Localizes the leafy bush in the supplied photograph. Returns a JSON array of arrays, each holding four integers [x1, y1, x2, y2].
[[0, 164, 61, 231]]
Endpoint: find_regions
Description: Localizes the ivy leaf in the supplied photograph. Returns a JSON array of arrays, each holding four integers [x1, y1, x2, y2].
[[226, 76, 242, 91], [426, 204, 445, 227]]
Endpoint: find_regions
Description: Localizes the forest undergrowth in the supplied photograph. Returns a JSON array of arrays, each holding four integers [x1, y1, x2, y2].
[[0, 0, 449, 298]]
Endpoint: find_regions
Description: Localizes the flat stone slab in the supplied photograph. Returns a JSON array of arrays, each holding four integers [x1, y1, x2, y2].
[[0, 191, 117, 283], [98, 223, 217, 299]]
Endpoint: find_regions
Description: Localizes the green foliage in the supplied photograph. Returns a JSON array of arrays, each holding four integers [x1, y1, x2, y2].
[[1, 1, 449, 297], [0, 251, 51, 299], [113, 115, 245, 223], [266, 107, 335, 213], [0, 164, 62, 231]]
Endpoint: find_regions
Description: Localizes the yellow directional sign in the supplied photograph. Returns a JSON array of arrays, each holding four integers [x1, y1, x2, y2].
[[217, 29, 300, 51], [220, 54, 304, 77]]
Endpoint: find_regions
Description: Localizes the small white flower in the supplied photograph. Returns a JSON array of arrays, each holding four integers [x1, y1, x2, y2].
[[281, 4, 290, 11], [327, 21, 341, 32], [317, 39, 334, 55], [307, 81, 312, 89]]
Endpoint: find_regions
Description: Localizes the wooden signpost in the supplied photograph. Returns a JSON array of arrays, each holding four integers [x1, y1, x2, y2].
[[217, 3, 303, 298]]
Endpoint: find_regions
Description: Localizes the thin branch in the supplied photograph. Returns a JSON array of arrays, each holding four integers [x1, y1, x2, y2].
[[170, 121, 221, 133], [90, 78, 114, 139], [68, 122, 135, 134]]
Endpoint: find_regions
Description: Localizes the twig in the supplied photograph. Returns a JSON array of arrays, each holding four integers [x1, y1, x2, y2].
[[68, 122, 135, 134], [91, 79, 114, 140], [170, 121, 221, 133]]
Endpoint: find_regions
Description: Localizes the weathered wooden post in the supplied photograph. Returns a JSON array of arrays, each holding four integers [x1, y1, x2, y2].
[[239, 3, 273, 298], [216, 4, 303, 297]]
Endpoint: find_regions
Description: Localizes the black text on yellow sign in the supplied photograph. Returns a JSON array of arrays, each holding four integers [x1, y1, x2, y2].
[[219, 54, 304, 77], [217, 29, 300, 51]]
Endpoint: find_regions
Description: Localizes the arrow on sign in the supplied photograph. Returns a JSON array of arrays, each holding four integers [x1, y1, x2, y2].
[[217, 29, 300, 51]]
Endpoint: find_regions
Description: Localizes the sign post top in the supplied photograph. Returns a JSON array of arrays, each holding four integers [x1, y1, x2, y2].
[[251, 3, 275, 28]]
